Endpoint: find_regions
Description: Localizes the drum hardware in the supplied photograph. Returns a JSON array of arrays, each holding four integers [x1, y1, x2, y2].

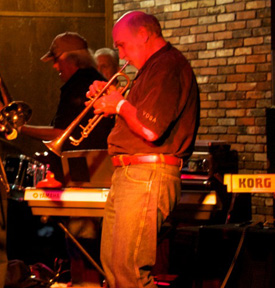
[[43, 61, 130, 156], [4, 154, 47, 200]]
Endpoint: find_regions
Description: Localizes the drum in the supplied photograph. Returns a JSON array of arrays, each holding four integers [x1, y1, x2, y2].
[[4, 154, 47, 191]]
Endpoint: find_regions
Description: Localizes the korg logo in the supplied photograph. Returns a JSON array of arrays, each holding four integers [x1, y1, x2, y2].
[[224, 174, 275, 193], [239, 177, 271, 189]]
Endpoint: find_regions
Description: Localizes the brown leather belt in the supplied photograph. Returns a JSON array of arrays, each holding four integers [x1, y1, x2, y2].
[[111, 154, 182, 167]]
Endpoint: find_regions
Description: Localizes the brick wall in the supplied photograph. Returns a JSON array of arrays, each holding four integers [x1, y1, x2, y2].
[[113, 0, 272, 222]]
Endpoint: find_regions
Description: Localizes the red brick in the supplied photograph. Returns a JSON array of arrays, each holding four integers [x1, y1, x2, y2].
[[231, 143, 245, 152], [237, 82, 257, 91], [201, 101, 218, 109], [233, 29, 252, 38], [256, 81, 272, 91], [227, 74, 246, 82], [209, 126, 227, 133], [218, 83, 237, 91], [200, 118, 218, 126], [183, 52, 199, 60], [198, 126, 208, 134], [198, 135, 219, 140], [214, 31, 233, 40], [227, 21, 246, 30], [199, 93, 208, 101], [247, 73, 267, 82], [219, 100, 237, 108], [191, 59, 208, 67], [259, 62, 272, 72], [244, 37, 264, 46], [200, 67, 218, 75], [209, 75, 227, 83], [228, 126, 241, 134], [253, 45, 272, 54], [208, 92, 226, 100], [246, 91, 266, 99], [190, 7, 208, 17], [255, 118, 267, 127], [199, 83, 218, 93], [227, 91, 246, 100], [173, 28, 190, 36], [235, 47, 252, 56], [237, 135, 257, 143], [246, 1, 266, 9], [219, 134, 237, 142], [245, 144, 264, 152], [226, 109, 246, 117], [237, 10, 256, 20], [257, 135, 267, 143], [169, 10, 190, 19], [246, 108, 265, 117], [253, 27, 271, 37], [247, 126, 266, 135], [226, 2, 245, 12], [224, 38, 243, 48], [256, 99, 272, 108], [183, 42, 207, 51], [218, 66, 235, 74], [236, 64, 255, 73], [209, 58, 227, 66], [208, 23, 226, 32], [190, 25, 207, 34], [228, 56, 246, 65], [218, 118, 236, 125], [198, 50, 216, 59], [180, 18, 198, 26], [247, 54, 266, 63], [208, 109, 226, 117], [237, 100, 256, 108], [236, 118, 255, 126], [197, 33, 214, 42], [247, 19, 262, 28]]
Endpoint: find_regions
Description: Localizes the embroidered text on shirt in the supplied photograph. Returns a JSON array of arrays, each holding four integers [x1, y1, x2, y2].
[[143, 110, 157, 124]]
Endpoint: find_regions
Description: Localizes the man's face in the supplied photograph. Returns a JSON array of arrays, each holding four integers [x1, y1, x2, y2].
[[113, 24, 146, 69], [96, 55, 118, 81], [52, 53, 78, 82]]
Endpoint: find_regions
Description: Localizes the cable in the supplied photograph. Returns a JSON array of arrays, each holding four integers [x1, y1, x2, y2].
[[220, 222, 260, 288]]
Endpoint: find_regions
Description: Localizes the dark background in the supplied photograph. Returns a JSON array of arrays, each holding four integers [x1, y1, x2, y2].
[[0, 0, 113, 158]]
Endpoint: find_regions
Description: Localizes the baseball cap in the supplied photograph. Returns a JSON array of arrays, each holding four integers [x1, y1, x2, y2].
[[41, 32, 88, 62]]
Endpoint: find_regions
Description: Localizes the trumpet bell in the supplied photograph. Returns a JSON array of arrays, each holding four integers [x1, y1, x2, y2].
[[1, 101, 32, 128], [43, 138, 62, 157]]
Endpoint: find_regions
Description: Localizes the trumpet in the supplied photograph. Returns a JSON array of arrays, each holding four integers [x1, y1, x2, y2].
[[43, 61, 130, 156], [0, 101, 32, 140], [0, 75, 32, 140]]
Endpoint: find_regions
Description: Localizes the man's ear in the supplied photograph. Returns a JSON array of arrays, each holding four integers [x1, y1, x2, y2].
[[137, 26, 150, 43]]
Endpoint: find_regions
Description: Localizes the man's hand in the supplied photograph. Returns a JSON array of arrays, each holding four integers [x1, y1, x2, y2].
[[86, 80, 124, 117]]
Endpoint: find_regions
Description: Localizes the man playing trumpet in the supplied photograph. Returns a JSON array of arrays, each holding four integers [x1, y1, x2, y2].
[[87, 11, 200, 288]]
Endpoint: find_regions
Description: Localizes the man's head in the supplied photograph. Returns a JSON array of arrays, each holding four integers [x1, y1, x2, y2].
[[112, 11, 165, 69], [94, 48, 120, 81], [41, 32, 96, 82]]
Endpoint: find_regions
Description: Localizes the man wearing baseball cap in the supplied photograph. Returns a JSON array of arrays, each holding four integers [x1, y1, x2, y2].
[[20, 32, 114, 286], [41, 32, 88, 62]]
